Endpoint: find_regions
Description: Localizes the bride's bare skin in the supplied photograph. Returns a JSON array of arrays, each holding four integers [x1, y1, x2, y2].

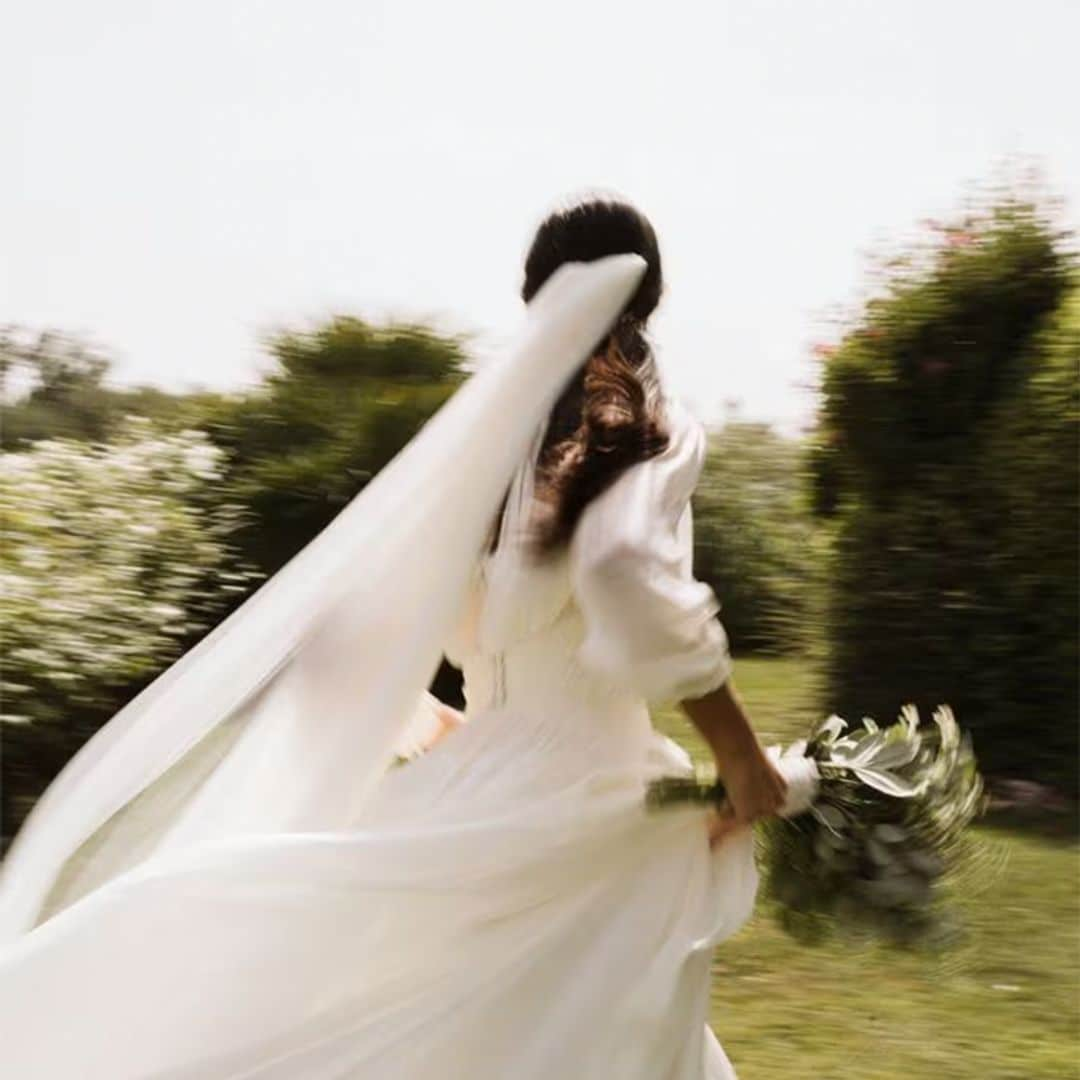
[[426, 699, 467, 750], [681, 679, 789, 849]]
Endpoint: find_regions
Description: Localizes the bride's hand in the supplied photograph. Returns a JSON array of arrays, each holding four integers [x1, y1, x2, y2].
[[428, 702, 465, 748], [680, 678, 789, 850], [707, 748, 788, 849]]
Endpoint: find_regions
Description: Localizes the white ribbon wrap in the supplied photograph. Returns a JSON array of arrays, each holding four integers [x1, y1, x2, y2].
[[767, 745, 821, 818]]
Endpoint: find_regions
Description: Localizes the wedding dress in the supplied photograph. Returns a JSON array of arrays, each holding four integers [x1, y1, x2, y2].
[[0, 256, 760, 1078]]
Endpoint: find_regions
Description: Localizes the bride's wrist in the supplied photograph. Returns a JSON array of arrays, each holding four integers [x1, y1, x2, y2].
[[714, 738, 769, 778]]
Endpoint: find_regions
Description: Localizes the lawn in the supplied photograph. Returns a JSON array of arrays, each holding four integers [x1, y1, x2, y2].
[[653, 657, 1080, 1080]]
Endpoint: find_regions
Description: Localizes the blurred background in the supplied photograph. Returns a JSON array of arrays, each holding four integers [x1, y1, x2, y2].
[[2, 2, 1077, 1077]]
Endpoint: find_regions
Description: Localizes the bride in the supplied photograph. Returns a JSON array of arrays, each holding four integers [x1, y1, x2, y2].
[[0, 198, 789, 1078]]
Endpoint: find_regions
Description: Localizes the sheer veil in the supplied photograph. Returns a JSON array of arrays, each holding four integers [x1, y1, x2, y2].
[[0, 254, 648, 943]]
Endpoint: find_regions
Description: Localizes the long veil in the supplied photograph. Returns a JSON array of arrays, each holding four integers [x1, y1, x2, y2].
[[0, 254, 648, 944]]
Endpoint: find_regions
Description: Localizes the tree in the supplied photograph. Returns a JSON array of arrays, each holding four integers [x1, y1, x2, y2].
[[0, 326, 223, 449], [693, 420, 823, 655], [809, 195, 1077, 793], [0, 419, 258, 833], [204, 317, 470, 577]]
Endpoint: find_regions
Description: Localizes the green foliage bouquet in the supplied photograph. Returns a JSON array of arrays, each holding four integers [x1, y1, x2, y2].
[[647, 705, 988, 946]]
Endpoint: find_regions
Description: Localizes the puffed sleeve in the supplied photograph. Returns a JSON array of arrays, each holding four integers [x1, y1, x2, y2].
[[569, 398, 733, 705]]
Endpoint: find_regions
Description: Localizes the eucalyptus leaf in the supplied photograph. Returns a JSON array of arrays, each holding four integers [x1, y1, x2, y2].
[[814, 803, 848, 832], [850, 766, 925, 798], [813, 832, 838, 863], [872, 824, 909, 844], [862, 734, 922, 771], [903, 848, 946, 879], [816, 714, 849, 741], [864, 836, 894, 868]]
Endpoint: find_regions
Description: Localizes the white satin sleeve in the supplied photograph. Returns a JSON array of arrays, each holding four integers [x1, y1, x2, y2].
[[569, 401, 733, 705]]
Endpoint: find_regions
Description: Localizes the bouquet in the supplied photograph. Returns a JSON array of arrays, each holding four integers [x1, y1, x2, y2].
[[647, 705, 988, 947]]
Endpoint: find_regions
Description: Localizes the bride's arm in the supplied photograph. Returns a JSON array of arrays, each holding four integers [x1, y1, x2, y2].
[[573, 538, 786, 841], [680, 680, 788, 842], [568, 395, 787, 836], [568, 402, 735, 704]]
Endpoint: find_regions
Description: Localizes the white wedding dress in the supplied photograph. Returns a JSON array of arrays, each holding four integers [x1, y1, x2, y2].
[[0, 258, 760, 1078]]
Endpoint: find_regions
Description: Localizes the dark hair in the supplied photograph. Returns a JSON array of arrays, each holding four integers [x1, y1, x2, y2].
[[488, 197, 671, 557]]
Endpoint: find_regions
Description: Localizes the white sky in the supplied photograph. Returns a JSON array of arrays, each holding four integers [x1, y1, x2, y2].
[[4, 0, 1077, 433]]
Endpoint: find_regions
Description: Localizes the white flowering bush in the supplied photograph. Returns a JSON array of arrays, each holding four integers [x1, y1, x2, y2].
[[0, 417, 258, 728]]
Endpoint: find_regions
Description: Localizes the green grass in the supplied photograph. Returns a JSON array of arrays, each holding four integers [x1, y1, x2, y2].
[[653, 657, 1080, 1080]]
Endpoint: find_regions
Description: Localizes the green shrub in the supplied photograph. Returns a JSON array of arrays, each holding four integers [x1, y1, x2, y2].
[[810, 197, 1077, 794], [695, 421, 824, 655]]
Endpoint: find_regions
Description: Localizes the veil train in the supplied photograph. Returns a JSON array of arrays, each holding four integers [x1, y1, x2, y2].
[[0, 254, 648, 943]]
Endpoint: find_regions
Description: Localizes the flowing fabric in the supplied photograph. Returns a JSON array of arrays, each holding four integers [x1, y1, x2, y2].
[[0, 255, 770, 1079], [0, 254, 649, 939]]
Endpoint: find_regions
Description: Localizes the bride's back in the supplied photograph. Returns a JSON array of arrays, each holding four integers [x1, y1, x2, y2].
[[441, 394, 730, 764]]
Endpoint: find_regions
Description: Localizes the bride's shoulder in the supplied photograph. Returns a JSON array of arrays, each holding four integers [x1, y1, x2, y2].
[[623, 391, 708, 512], [574, 393, 708, 538]]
